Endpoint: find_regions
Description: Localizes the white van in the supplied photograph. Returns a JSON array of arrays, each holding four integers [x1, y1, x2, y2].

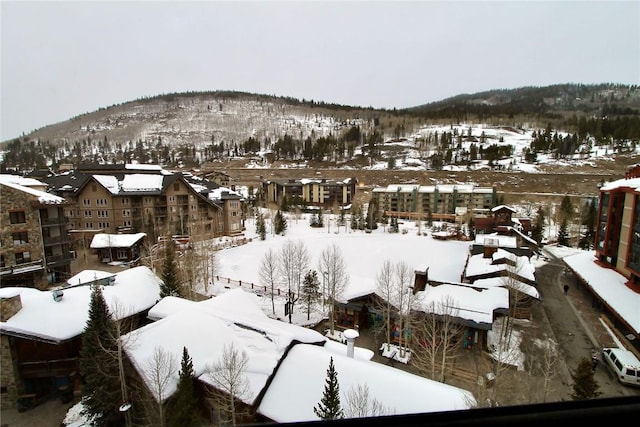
[[601, 347, 640, 387]]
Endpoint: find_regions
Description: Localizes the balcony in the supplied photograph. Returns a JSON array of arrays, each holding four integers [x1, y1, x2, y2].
[[43, 234, 72, 246], [19, 358, 79, 379], [40, 216, 67, 226], [46, 254, 74, 267], [0, 259, 45, 276]]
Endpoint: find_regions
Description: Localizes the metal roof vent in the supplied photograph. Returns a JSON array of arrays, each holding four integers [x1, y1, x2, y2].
[[52, 289, 64, 302]]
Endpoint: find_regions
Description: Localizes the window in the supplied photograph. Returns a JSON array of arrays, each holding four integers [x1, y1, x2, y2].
[[83, 199, 91, 206], [15, 251, 31, 264], [84, 210, 92, 218], [122, 198, 129, 205], [12, 231, 29, 245], [86, 222, 93, 228], [122, 209, 130, 217], [169, 196, 176, 203], [9, 211, 26, 224], [116, 249, 128, 259]]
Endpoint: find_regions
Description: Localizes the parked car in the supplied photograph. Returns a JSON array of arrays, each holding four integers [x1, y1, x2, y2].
[[601, 347, 640, 387]]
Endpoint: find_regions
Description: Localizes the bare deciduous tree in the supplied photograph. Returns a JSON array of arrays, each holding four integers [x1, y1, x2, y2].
[[411, 296, 464, 382], [318, 243, 349, 336], [206, 344, 251, 426], [143, 346, 176, 427], [343, 383, 394, 418], [393, 261, 415, 358], [259, 248, 280, 315], [375, 260, 395, 352]]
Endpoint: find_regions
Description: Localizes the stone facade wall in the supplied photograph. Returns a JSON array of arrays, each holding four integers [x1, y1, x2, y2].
[[0, 295, 22, 322], [0, 184, 47, 289], [0, 335, 19, 409]]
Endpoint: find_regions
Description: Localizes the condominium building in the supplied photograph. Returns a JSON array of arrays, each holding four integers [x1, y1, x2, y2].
[[44, 164, 245, 246], [261, 177, 358, 208], [595, 164, 640, 289], [371, 184, 497, 221], [0, 176, 73, 288]]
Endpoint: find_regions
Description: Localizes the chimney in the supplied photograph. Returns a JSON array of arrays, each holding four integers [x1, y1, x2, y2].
[[343, 328, 359, 358], [0, 294, 23, 321]]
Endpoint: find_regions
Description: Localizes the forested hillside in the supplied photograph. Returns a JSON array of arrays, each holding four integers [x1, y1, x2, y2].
[[1, 83, 639, 173]]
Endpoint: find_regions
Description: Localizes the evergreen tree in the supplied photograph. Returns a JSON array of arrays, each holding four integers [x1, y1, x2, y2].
[[313, 357, 344, 420], [532, 206, 546, 245], [558, 219, 570, 246], [80, 285, 122, 426], [167, 347, 200, 427], [579, 198, 597, 249], [274, 210, 287, 235], [570, 357, 601, 400], [160, 238, 183, 298], [301, 270, 320, 320], [256, 211, 267, 240], [280, 194, 289, 212], [560, 194, 574, 224]]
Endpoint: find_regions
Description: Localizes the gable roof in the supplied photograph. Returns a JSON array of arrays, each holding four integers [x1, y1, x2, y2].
[[90, 232, 146, 249], [124, 289, 326, 404], [414, 283, 510, 329], [465, 250, 535, 283], [0, 266, 161, 344], [257, 343, 475, 423], [0, 181, 67, 205]]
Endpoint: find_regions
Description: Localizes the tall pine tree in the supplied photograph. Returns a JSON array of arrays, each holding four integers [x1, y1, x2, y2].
[[167, 347, 200, 427], [80, 285, 122, 426], [313, 356, 344, 420], [160, 237, 183, 298], [532, 205, 546, 245], [558, 219, 569, 246], [274, 210, 287, 235], [256, 211, 267, 240], [570, 357, 601, 400]]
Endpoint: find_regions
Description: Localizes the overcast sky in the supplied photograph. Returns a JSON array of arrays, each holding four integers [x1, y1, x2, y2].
[[1, 1, 638, 141]]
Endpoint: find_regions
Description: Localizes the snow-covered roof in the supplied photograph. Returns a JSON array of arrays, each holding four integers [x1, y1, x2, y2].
[[257, 343, 475, 423], [474, 233, 517, 248], [561, 249, 640, 335], [491, 205, 516, 212], [0, 174, 47, 188], [67, 270, 116, 286], [120, 174, 164, 192], [473, 277, 540, 300], [90, 233, 146, 248], [0, 181, 66, 204], [124, 163, 163, 171], [465, 250, 535, 283], [0, 266, 161, 343], [414, 284, 509, 328], [92, 175, 119, 194], [124, 289, 326, 404], [600, 176, 640, 192]]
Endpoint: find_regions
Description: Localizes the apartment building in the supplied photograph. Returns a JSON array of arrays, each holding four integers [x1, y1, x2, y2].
[[0, 176, 73, 288], [595, 164, 640, 289], [44, 165, 245, 247], [261, 177, 357, 208], [371, 183, 497, 221]]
